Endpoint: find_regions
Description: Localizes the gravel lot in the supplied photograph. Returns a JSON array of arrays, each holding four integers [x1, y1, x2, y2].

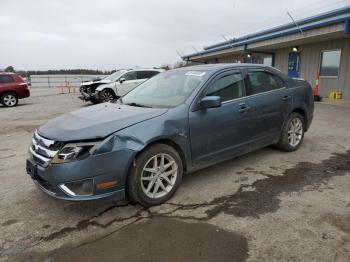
[[0, 88, 349, 262]]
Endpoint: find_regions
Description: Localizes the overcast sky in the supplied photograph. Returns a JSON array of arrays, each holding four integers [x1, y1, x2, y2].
[[0, 0, 348, 70]]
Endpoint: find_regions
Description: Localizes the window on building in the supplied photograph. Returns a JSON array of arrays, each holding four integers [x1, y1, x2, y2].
[[0, 75, 14, 83], [263, 57, 273, 66], [247, 70, 284, 94], [205, 72, 244, 102], [320, 50, 341, 77]]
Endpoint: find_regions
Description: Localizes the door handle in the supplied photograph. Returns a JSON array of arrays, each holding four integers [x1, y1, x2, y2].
[[238, 103, 251, 113], [282, 95, 291, 101]]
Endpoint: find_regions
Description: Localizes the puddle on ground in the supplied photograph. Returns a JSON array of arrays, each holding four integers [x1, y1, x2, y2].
[[14, 217, 248, 262], [206, 150, 350, 218]]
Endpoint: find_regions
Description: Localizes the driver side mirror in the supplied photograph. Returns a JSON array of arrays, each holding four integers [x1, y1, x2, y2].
[[119, 78, 126, 83], [199, 96, 221, 109]]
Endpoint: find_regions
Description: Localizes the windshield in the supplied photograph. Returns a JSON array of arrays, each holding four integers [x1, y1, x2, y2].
[[121, 70, 207, 108], [104, 70, 127, 82]]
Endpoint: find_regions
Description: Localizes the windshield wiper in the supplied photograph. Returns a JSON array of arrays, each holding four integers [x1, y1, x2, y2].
[[125, 102, 152, 108]]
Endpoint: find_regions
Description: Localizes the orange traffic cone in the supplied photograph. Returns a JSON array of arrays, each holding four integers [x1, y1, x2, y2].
[[58, 84, 64, 94]]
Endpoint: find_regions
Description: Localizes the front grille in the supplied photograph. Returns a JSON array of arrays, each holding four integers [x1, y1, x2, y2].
[[30, 131, 62, 166]]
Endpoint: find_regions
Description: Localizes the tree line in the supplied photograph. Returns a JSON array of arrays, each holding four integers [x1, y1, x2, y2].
[[1, 66, 115, 77], [1, 61, 189, 77]]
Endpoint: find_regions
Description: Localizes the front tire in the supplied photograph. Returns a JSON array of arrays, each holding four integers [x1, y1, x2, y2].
[[99, 90, 116, 103], [127, 144, 183, 207], [90, 97, 99, 104], [1, 92, 18, 107], [276, 112, 305, 152]]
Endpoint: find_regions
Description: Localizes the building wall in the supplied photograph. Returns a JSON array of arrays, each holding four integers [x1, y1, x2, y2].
[[195, 37, 350, 98], [274, 38, 350, 98], [204, 54, 245, 64]]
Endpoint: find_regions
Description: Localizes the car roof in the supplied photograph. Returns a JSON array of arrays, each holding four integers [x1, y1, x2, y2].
[[127, 68, 165, 72], [175, 63, 267, 72], [0, 72, 15, 75]]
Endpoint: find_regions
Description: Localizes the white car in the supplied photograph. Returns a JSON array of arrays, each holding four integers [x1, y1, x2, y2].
[[95, 69, 163, 103], [79, 70, 126, 104]]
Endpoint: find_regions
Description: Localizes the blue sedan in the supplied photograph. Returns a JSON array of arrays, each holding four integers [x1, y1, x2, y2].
[[26, 64, 314, 206]]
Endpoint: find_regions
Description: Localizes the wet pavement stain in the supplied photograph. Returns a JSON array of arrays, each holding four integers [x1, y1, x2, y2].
[[15, 217, 249, 262], [1, 219, 18, 227], [2, 150, 350, 259], [42, 203, 131, 241], [320, 213, 350, 233], [205, 150, 350, 218]]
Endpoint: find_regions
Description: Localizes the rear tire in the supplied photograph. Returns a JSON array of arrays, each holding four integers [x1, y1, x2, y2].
[[127, 144, 183, 207], [1, 92, 18, 107], [276, 112, 305, 152]]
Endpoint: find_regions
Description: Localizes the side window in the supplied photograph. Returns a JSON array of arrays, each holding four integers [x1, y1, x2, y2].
[[0, 75, 14, 83], [122, 71, 137, 81], [247, 70, 283, 94], [137, 71, 159, 79], [205, 72, 244, 102]]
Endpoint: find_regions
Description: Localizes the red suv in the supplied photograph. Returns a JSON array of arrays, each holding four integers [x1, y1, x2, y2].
[[0, 72, 30, 107]]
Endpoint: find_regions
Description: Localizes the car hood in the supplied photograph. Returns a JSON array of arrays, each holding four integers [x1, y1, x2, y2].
[[38, 103, 168, 141], [96, 82, 117, 91], [81, 79, 111, 86]]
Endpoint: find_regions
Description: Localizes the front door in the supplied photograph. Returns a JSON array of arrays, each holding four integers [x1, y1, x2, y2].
[[189, 70, 254, 168], [288, 52, 300, 78], [115, 71, 140, 96]]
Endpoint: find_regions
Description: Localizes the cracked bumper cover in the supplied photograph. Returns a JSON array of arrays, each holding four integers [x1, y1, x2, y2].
[[26, 148, 136, 201]]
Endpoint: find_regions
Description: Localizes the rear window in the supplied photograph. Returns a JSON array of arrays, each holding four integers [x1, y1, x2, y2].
[[0, 75, 14, 83]]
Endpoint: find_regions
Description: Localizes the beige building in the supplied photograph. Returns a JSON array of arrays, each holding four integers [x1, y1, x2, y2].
[[182, 6, 350, 99]]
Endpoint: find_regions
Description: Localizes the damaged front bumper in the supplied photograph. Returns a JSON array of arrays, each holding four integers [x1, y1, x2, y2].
[[26, 148, 135, 201], [79, 86, 98, 102]]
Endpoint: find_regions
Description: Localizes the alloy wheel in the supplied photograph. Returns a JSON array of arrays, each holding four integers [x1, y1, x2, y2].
[[288, 117, 303, 147], [102, 92, 114, 102], [141, 153, 178, 199], [3, 94, 17, 107]]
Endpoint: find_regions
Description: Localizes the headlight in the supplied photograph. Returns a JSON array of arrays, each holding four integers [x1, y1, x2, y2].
[[51, 142, 100, 164]]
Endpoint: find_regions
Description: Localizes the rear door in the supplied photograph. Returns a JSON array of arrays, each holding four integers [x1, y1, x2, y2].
[[244, 68, 292, 146], [189, 69, 255, 168], [0, 75, 16, 94]]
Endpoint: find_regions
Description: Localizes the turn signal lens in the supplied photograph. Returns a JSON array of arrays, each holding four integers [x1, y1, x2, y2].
[[96, 180, 118, 189]]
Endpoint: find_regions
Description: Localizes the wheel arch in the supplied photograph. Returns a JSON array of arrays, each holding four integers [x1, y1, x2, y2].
[[100, 88, 118, 98], [1, 90, 18, 98], [134, 138, 188, 173], [291, 108, 308, 131]]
